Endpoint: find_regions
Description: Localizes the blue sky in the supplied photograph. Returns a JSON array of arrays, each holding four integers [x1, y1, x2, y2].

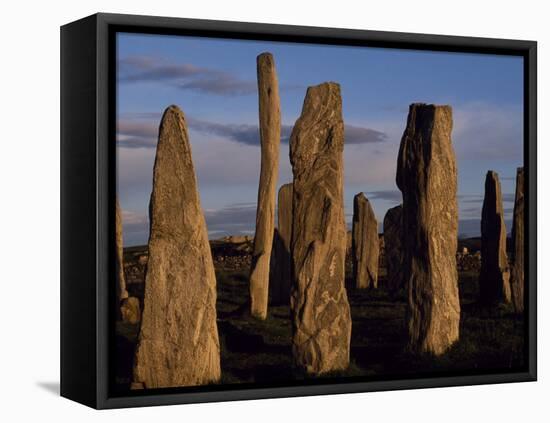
[[116, 32, 524, 246]]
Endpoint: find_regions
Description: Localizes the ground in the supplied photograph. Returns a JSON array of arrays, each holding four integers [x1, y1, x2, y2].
[[114, 243, 525, 392]]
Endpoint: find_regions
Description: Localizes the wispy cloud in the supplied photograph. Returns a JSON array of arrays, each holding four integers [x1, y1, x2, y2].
[[364, 190, 402, 202], [453, 102, 523, 161], [119, 56, 257, 96], [204, 203, 257, 235], [117, 113, 388, 149], [118, 55, 256, 95]]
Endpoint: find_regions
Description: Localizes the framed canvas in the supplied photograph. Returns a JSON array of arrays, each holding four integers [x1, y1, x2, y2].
[[60, 13, 537, 409]]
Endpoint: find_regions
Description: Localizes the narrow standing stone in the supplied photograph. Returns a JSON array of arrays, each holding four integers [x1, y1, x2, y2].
[[352, 193, 379, 289], [133, 105, 221, 389], [249, 52, 281, 319], [271, 183, 293, 305], [479, 171, 511, 305], [290, 82, 351, 374], [115, 198, 129, 310], [383, 204, 404, 294], [396, 103, 460, 356], [510, 167, 525, 313]]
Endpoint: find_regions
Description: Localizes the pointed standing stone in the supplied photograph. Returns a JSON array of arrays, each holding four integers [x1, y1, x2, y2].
[[479, 171, 511, 305], [271, 183, 293, 305], [396, 103, 460, 356], [352, 193, 379, 289], [249, 52, 281, 319], [510, 167, 525, 313], [383, 204, 404, 294], [133, 105, 221, 389], [289, 82, 351, 374]]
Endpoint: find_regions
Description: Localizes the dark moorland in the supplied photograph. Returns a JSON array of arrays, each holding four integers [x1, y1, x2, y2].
[[114, 238, 525, 391]]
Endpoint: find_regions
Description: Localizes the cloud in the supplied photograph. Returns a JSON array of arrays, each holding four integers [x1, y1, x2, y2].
[[175, 75, 257, 96], [119, 55, 257, 96], [204, 203, 257, 235], [453, 102, 523, 161], [364, 190, 402, 202], [117, 120, 158, 149], [120, 209, 149, 246], [116, 114, 388, 149]]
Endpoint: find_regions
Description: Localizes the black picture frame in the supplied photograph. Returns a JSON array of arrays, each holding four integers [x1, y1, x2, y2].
[[60, 12, 537, 409]]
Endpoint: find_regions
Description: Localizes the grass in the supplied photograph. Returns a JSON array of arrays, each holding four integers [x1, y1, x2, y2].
[[114, 264, 525, 390]]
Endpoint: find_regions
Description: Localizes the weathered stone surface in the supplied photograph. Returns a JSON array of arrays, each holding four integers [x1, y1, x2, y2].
[[116, 198, 129, 312], [121, 297, 141, 324], [383, 205, 404, 293], [396, 103, 460, 356], [289, 82, 351, 374], [352, 193, 379, 289], [249, 52, 281, 319], [510, 167, 524, 313], [133, 105, 221, 388], [479, 171, 511, 305], [270, 183, 293, 305]]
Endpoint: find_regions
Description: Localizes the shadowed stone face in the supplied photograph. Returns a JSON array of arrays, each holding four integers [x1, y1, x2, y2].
[[352, 193, 379, 289], [270, 183, 293, 305], [289, 82, 352, 374], [249, 52, 281, 319], [383, 204, 404, 294], [510, 167, 524, 313], [480, 171, 511, 305], [396, 103, 460, 356], [133, 105, 220, 389]]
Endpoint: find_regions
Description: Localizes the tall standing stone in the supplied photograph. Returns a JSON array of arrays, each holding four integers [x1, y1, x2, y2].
[[115, 198, 129, 308], [249, 52, 281, 319], [352, 193, 379, 289], [396, 103, 460, 356], [383, 204, 404, 294], [271, 183, 293, 305], [289, 82, 351, 374], [510, 167, 525, 313], [133, 105, 221, 389], [479, 171, 511, 305]]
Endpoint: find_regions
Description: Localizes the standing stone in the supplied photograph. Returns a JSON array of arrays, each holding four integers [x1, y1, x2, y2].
[[396, 103, 460, 356], [510, 167, 525, 313], [289, 82, 351, 374], [115, 198, 129, 309], [479, 171, 511, 305], [120, 296, 140, 324], [352, 193, 379, 289], [383, 204, 404, 294], [249, 52, 281, 319], [133, 105, 220, 389], [116, 198, 142, 323], [271, 183, 293, 305]]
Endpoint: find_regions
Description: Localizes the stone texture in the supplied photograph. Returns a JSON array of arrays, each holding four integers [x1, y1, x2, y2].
[[133, 105, 221, 388], [116, 198, 129, 311], [510, 167, 524, 313], [249, 52, 281, 319], [120, 297, 141, 324], [289, 82, 352, 374], [383, 205, 404, 294], [270, 183, 293, 305], [396, 103, 460, 356], [479, 171, 511, 305], [352, 193, 379, 289]]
